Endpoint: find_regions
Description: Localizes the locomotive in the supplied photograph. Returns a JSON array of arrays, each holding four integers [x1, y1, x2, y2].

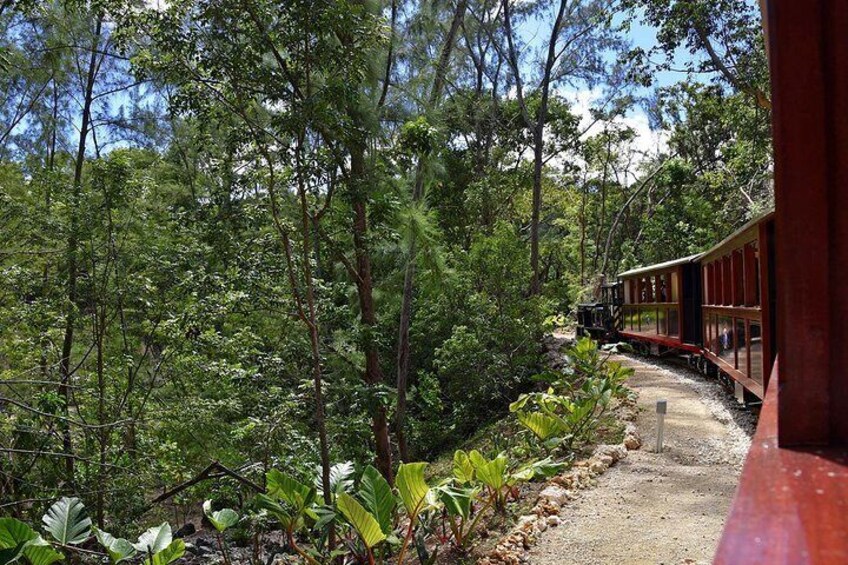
[[578, 211, 776, 406]]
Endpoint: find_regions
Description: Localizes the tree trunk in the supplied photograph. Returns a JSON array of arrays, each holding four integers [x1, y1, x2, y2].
[[395, 0, 467, 462], [58, 13, 102, 490], [350, 145, 394, 483], [530, 125, 544, 295]]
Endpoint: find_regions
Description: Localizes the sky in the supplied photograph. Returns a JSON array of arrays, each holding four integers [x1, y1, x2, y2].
[[514, 5, 704, 171]]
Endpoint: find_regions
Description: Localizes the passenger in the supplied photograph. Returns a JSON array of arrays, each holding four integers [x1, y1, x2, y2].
[[720, 324, 731, 351]]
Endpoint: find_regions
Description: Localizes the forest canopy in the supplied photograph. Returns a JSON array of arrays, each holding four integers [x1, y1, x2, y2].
[[0, 0, 770, 557]]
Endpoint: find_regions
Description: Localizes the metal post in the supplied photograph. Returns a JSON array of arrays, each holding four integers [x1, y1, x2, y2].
[[656, 399, 667, 453]]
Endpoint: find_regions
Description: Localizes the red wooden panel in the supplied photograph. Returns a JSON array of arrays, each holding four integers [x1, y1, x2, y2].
[[715, 362, 848, 563], [732, 250, 744, 306], [722, 256, 732, 306], [769, 0, 848, 446], [743, 243, 757, 306], [618, 331, 701, 354]]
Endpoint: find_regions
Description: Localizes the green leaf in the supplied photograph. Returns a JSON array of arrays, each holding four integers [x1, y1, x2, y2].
[[396, 462, 430, 519], [254, 495, 296, 531], [42, 497, 91, 545], [266, 469, 315, 509], [0, 542, 28, 565], [336, 493, 386, 550], [0, 518, 39, 552], [358, 466, 395, 535], [437, 485, 475, 520], [315, 462, 355, 496], [508, 395, 530, 412], [516, 411, 567, 441], [22, 538, 63, 565], [0, 518, 63, 565], [132, 523, 172, 555], [151, 539, 184, 565], [470, 452, 507, 491], [93, 528, 135, 564], [202, 501, 239, 532], [452, 451, 475, 484]]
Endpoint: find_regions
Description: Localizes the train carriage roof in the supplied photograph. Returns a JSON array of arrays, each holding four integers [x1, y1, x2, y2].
[[617, 253, 703, 279], [700, 209, 775, 260]]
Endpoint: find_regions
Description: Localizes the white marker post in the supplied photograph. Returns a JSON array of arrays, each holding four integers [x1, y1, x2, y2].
[[656, 399, 667, 453]]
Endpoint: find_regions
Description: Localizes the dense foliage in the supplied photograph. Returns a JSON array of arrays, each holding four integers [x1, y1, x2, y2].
[[1, 0, 770, 559]]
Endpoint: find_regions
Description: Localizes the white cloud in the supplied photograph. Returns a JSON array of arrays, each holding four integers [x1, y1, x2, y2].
[[558, 88, 669, 182]]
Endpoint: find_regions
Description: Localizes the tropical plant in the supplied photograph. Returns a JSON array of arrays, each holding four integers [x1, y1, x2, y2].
[[254, 469, 320, 564], [41, 497, 92, 546], [131, 523, 185, 565], [0, 518, 63, 565], [336, 492, 386, 565], [436, 484, 486, 550], [512, 338, 632, 451], [93, 528, 136, 564], [395, 462, 433, 564], [203, 500, 239, 565]]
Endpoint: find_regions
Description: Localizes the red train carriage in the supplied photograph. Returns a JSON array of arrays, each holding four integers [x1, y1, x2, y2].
[[617, 254, 703, 355], [700, 212, 776, 400]]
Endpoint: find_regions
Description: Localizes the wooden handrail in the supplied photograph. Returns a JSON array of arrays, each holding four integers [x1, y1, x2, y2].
[[715, 360, 848, 563]]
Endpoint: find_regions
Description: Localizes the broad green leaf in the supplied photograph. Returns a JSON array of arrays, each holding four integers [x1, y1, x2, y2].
[[0, 518, 61, 565], [93, 528, 135, 564], [452, 451, 475, 484], [132, 523, 172, 555], [508, 395, 530, 412], [523, 457, 567, 480], [311, 505, 336, 531], [150, 539, 184, 565], [22, 538, 63, 565], [468, 450, 487, 470], [336, 493, 385, 550], [266, 469, 315, 509], [516, 411, 566, 441], [396, 463, 429, 518], [0, 542, 28, 565], [437, 486, 475, 520], [472, 454, 507, 491], [42, 497, 91, 545], [0, 518, 39, 551], [358, 466, 394, 535], [254, 495, 296, 531], [202, 501, 239, 532]]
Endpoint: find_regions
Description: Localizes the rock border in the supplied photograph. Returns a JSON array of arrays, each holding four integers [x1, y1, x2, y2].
[[477, 392, 642, 565]]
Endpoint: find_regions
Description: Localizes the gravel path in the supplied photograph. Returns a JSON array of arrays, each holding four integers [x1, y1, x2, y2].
[[529, 353, 756, 565]]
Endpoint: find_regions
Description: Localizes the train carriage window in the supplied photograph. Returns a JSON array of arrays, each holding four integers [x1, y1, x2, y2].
[[657, 275, 666, 302], [750, 322, 763, 383], [668, 308, 679, 337], [641, 308, 656, 335], [722, 255, 732, 306], [735, 318, 747, 371], [718, 315, 734, 365], [705, 315, 711, 351], [703, 267, 710, 304], [713, 261, 722, 304], [732, 250, 744, 306], [714, 314, 720, 353], [658, 308, 667, 335], [743, 243, 757, 306], [671, 271, 679, 302]]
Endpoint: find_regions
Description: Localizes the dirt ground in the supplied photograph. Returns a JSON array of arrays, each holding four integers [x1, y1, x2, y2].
[[528, 353, 756, 565]]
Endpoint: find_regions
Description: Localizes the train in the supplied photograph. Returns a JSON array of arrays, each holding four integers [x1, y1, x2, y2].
[[577, 211, 776, 406]]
